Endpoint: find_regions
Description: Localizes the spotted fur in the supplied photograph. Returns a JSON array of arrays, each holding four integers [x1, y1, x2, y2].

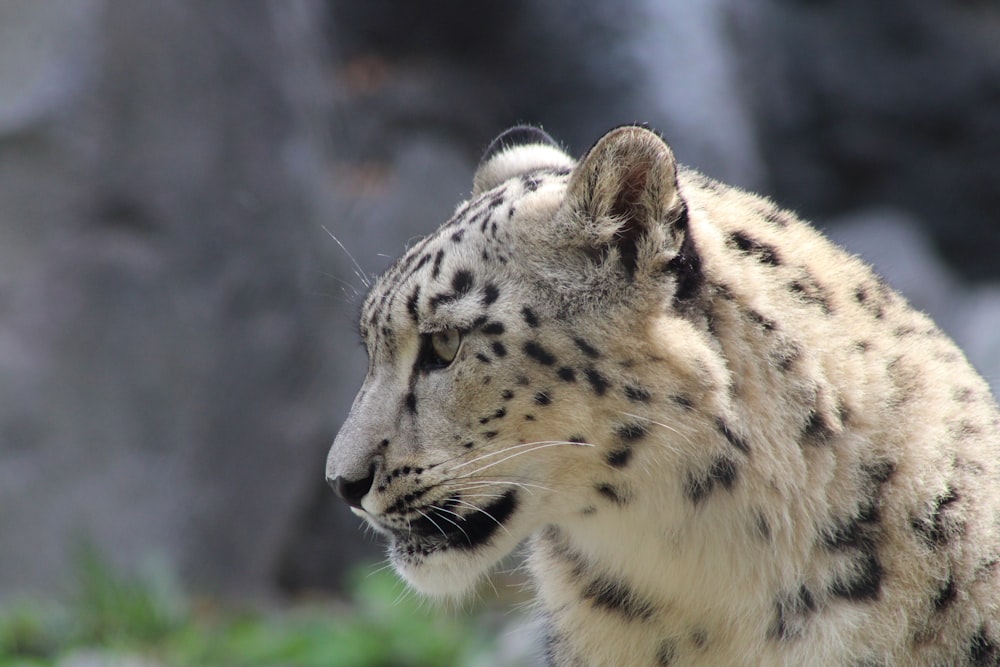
[[327, 125, 1000, 665]]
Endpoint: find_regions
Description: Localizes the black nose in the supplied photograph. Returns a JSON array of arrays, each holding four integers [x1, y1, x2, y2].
[[329, 463, 377, 509]]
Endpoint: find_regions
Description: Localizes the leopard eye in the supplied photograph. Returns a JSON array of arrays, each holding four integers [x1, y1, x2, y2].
[[420, 328, 461, 370]]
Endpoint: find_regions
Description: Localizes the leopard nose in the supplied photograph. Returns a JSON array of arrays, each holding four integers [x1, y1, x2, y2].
[[328, 462, 377, 510]]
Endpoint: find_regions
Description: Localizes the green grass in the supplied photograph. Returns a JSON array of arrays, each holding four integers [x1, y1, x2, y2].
[[0, 547, 500, 667]]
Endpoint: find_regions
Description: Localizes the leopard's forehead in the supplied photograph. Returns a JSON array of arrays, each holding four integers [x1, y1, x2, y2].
[[359, 167, 572, 345]]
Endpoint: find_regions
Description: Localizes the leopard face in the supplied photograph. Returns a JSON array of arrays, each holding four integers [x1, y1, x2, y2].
[[326, 126, 701, 596]]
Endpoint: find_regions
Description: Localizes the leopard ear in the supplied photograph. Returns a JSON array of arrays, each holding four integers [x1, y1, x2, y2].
[[472, 126, 575, 196], [562, 125, 686, 280]]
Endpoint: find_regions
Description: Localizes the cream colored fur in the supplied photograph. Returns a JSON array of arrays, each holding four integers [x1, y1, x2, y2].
[[327, 126, 1000, 666]]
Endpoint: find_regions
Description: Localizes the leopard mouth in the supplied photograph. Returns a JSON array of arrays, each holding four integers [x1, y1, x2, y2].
[[388, 489, 519, 552]]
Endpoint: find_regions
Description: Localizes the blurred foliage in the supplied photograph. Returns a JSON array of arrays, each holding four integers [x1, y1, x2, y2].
[[0, 546, 497, 667]]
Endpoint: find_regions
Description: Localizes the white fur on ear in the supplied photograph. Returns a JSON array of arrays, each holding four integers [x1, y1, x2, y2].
[[472, 126, 575, 196]]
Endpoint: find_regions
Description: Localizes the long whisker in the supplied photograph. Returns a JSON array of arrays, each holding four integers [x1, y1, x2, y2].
[[451, 441, 591, 480], [617, 411, 694, 451], [440, 441, 558, 473], [439, 479, 555, 495], [432, 437, 594, 473], [321, 224, 371, 288], [426, 505, 473, 545], [449, 498, 512, 538], [414, 509, 449, 542]]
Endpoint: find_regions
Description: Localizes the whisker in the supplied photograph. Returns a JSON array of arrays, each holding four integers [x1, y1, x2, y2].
[[432, 438, 593, 473], [415, 509, 450, 542], [449, 498, 512, 538], [367, 559, 397, 577], [439, 479, 555, 495], [617, 410, 694, 452], [451, 441, 590, 480], [321, 224, 371, 288], [426, 505, 473, 545], [440, 441, 554, 473]]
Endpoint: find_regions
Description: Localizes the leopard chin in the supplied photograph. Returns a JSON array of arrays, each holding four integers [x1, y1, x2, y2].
[[386, 489, 524, 596]]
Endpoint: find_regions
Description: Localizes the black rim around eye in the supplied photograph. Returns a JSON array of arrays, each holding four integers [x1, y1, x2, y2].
[[417, 331, 460, 370]]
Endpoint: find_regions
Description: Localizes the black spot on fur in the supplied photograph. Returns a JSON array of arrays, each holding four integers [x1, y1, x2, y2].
[[431, 249, 445, 279], [557, 367, 577, 382], [656, 640, 677, 666], [802, 410, 835, 445], [672, 395, 694, 410], [664, 208, 703, 304], [747, 309, 777, 332], [406, 286, 421, 322], [475, 352, 491, 364], [823, 517, 867, 552], [953, 387, 976, 403], [764, 210, 793, 228], [789, 275, 832, 314], [404, 392, 417, 414], [410, 253, 430, 273], [582, 575, 655, 621], [969, 627, 1000, 666], [854, 285, 868, 304], [912, 486, 961, 548], [573, 337, 601, 359], [616, 422, 648, 442], [451, 229, 465, 243], [524, 341, 557, 366], [483, 283, 500, 305], [865, 459, 896, 488], [755, 511, 772, 541], [854, 281, 891, 320], [717, 418, 750, 454], [596, 483, 627, 506], [583, 367, 610, 396], [491, 341, 507, 357], [729, 230, 781, 266], [606, 447, 633, 468], [452, 270, 474, 295], [481, 321, 505, 335], [624, 385, 651, 402], [775, 342, 802, 371], [534, 391, 552, 406], [521, 306, 539, 327], [951, 419, 981, 440], [501, 389, 514, 400], [830, 551, 883, 602], [769, 585, 817, 641], [710, 456, 738, 489], [685, 456, 738, 505], [933, 573, 957, 612]]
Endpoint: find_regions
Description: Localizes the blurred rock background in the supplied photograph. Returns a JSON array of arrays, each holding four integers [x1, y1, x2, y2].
[[1, 0, 998, 603]]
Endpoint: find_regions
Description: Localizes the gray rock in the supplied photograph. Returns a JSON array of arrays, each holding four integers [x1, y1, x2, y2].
[[0, 0, 348, 600], [739, 0, 1000, 279], [632, 0, 765, 190]]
